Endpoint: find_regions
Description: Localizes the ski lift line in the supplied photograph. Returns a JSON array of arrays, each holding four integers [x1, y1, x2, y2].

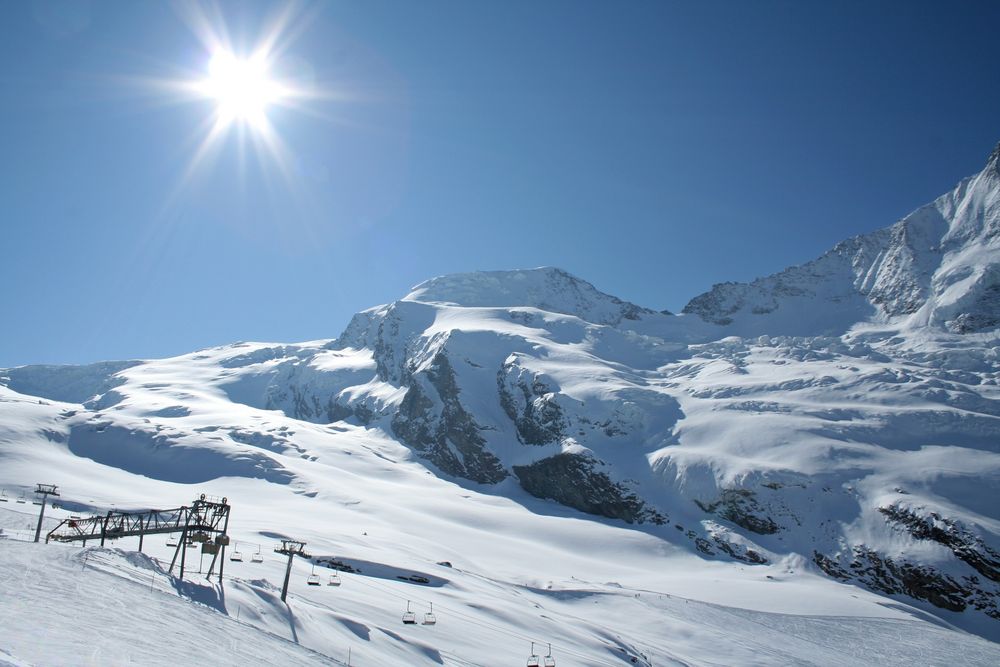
[[343, 575, 622, 667], [162, 541, 622, 667], [39, 550, 540, 667]]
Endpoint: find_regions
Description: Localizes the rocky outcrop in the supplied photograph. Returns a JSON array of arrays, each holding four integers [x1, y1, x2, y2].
[[497, 359, 566, 446], [879, 505, 1000, 583], [391, 354, 507, 484], [813, 547, 1000, 618], [514, 452, 665, 525], [695, 489, 780, 535]]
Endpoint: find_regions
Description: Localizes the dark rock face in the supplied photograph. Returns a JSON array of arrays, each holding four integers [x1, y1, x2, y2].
[[513, 453, 665, 525], [879, 505, 1000, 583], [681, 282, 743, 326], [695, 489, 780, 535], [497, 361, 566, 446], [947, 276, 1000, 333], [391, 354, 507, 484], [813, 547, 999, 618]]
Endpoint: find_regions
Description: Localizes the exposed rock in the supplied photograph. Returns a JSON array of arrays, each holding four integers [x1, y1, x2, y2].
[[391, 353, 507, 484], [879, 505, 1000, 582], [695, 489, 780, 535], [497, 360, 566, 446], [813, 547, 1000, 618], [514, 452, 665, 525]]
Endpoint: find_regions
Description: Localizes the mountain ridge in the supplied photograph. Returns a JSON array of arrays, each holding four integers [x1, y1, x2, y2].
[[683, 142, 1000, 337]]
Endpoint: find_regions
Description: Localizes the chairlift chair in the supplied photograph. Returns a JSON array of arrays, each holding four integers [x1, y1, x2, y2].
[[251, 550, 264, 563], [16, 493, 26, 504], [526, 642, 540, 667], [328, 573, 341, 586], [402, 600, 417, 625], [166, 535, 178, 547], [306, 564, 321, 586], [543, 644, 555, 667], [422, 602, 436, 626], [0, 490, 8, 502], [230, 550, 244, 562]]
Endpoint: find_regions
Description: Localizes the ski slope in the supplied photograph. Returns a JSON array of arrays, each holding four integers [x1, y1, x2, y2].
[[3, 487, 1000, 666]]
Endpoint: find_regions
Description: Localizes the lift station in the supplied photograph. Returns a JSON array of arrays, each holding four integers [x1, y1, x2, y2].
[[45, 494, 232, 582]]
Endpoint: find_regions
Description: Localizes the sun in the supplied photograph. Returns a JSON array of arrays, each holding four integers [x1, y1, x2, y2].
[[136, 2, 337, 193], [197, 50, 287, 129]]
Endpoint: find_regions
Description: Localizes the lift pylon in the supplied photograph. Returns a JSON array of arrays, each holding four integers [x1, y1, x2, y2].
[[33, 484, 59, 543], [274, 539, 309, 602]]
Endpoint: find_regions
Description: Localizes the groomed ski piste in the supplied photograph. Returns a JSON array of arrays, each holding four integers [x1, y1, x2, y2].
[[1, 387, 999, 667]]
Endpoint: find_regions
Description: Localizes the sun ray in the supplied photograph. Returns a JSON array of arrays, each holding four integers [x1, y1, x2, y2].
[[111, 1, 353, 252], [160, 1, 323, 176]]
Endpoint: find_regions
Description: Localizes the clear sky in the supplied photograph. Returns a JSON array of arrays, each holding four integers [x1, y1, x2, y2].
[[1, 0, 999, 367]]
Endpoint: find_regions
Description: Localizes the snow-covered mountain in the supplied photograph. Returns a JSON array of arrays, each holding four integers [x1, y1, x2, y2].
[[3, 145, 1000, 664], [684, 143, 1000, 336]]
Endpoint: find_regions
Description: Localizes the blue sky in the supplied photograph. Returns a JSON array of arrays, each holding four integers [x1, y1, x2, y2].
[[1, 0, 999, 367]]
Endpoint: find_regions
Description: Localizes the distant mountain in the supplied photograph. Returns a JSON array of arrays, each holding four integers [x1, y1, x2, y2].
[[2, 143, 1000, 635], [684, 142, 1000, 336]]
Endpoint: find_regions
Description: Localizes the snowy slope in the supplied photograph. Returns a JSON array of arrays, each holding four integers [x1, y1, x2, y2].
[[3, 435, 1000, 666], [2, 144, 1000, 662]]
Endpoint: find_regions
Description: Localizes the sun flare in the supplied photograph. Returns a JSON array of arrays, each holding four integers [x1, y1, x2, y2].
[[198, 50, 286, 129], [138, 2, 337, 195]]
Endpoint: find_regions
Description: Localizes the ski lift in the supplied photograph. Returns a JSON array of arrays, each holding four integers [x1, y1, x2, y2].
[[230, 550, 244, 562], [251, 547, 264, 563], [543, 643, 555, 667], [402, 600, 417, 625], [526, 642, 541, 667], [0, 490, 8, 502], [422, 602, 437, 626], [166, 535, 178, 547], [16, 492, 26, 504], [306, 563, 321, 586], [328, 573, 341, 586]]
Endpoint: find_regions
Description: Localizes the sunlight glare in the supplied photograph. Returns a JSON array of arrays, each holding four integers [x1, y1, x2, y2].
[[199, 50, 286, 129]]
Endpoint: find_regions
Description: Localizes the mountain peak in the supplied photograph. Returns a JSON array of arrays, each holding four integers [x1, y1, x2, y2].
[[987, 141, 1000, 177], [683, 143, 1000, 336], [402, 267, 656, 325]]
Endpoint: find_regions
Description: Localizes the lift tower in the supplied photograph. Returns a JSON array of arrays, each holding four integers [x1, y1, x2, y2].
[[33, 484, 59, 543], [275, 540, 309, 602]]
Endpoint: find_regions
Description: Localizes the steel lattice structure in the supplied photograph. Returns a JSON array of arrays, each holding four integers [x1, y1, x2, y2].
[[46, 494, 232, 581]]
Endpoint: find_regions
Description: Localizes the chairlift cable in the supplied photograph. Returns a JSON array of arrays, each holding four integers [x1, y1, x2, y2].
[[343, 574, 622, 667]]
